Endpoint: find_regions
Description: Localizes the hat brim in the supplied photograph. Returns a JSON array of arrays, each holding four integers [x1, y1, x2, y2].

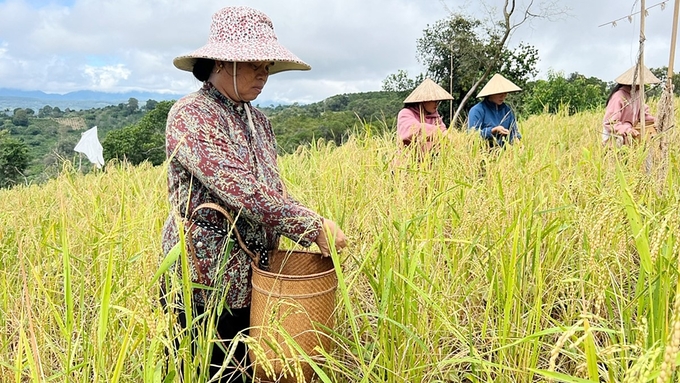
[[476, 74, 522, 98], [173, 40, 311, 74], [614, 66, 661, 85], [403, 78, 454, 103]]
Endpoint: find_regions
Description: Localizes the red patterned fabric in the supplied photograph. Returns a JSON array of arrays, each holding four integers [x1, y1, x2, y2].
[[161, 82, 322, 308], [173, 6, 310, 74]]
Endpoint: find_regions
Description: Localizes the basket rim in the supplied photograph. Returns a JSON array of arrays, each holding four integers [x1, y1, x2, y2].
[[251, 249, 337, 280]]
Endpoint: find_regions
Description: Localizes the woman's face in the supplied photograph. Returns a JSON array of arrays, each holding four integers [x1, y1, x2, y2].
[[488, 92, 508, 106], [225, 61, 272, 102], [422, 100, 440, 114]]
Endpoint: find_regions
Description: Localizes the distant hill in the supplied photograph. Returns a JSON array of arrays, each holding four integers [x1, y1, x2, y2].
[[0, 88, 284, 112], [0, 88, 184, 112]]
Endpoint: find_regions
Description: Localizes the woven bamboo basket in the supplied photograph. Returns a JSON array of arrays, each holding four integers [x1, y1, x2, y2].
[[249, 249, 337, 383]]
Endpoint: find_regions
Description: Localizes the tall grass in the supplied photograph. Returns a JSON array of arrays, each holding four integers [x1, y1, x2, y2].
[[1, 103, 680, 382]]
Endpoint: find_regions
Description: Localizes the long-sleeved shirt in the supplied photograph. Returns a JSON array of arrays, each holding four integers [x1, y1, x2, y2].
[[396, 105, 447, 154], [467, 99, 520, 147], [602, 86, 654, 144], [162, 82, 322, 308]]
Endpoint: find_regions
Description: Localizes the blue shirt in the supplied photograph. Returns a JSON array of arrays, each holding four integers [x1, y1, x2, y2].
[[467, 99, 521, 147]]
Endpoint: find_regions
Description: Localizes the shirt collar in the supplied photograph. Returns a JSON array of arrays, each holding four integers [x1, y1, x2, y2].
[[202, 82, 249, 115]]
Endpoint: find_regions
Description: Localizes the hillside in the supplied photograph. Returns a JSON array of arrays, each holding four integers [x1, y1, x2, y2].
[[0, 90, 406, 185]]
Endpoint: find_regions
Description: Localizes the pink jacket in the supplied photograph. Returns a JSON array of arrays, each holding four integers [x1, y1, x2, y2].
[[397, 105, 447, 153], [603, 86, 654, 142]]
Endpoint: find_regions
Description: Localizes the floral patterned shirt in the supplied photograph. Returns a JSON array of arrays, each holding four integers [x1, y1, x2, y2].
[[161, 82, 322, 308]]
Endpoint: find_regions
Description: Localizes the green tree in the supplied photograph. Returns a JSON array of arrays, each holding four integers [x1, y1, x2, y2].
[[145, 99, 158, 111], [12, 109, 29, 127], [520, 70, 608, 116], [414, 13, 539, 125], [38, 105, 54, 118], [650, 67, 680, 97], [102, 100, 174, 165], [127, 98, 139, 114], [0, 130, 30, 188], [382, 70, 420, 93], [413, 1, 565, 126]]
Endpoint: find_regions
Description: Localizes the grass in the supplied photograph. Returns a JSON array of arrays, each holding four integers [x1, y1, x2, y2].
[[1, 102, 680, 382]]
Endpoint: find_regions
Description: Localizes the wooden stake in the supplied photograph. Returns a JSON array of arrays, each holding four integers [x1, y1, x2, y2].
[[668, 0, 679, 77], [640, 0, 647, 138]]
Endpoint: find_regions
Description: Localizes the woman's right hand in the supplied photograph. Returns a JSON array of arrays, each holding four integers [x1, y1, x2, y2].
[[315, 218, 347, 257]]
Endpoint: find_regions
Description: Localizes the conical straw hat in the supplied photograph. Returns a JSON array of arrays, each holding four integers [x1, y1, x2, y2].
[[476, 73, 522, 98], [614, 65, 661, 85], [403, 78, 454, 103]]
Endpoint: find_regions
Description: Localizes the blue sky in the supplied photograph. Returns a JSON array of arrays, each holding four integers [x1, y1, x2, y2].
[[0, 0, 677, 104]]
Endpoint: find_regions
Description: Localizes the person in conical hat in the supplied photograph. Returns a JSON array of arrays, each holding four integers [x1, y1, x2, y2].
[[162, 7, 347, 381], [602, 64, 661, 145], [396, 78, 454, 159], [467, 73, 522, 148]]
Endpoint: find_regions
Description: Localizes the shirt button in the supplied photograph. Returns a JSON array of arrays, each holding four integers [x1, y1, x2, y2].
[[196, 241, 204, 248]]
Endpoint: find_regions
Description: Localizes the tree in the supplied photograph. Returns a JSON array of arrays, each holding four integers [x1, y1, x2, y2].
[[417, 1, 565, 126], [649, 67, 680, 97], [102, 100, 174, 165], [0, 130, 30, 188], [145, 99, 158, 111], [382, 70, 421, 93], [414, 13, 539, 126], [12, 109, 29, 127], [127, 98, 139, 114], [519, 70, 608, 116], [39, 105, 54, 118]]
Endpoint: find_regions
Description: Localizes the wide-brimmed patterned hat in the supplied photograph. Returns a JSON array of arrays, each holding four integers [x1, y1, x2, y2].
[[476, 73, 522, 98], [615, 65, 661, 85], [173, 6, 310, 75], [403, 78, 454, 103]]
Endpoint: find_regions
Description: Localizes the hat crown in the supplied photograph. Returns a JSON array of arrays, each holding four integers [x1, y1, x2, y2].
[[476, 74, 522, 98], [403, 78, 454, 103], [615, 65, 661, 85], [207, 7, 277, 46], [172, 6, 310, 74]]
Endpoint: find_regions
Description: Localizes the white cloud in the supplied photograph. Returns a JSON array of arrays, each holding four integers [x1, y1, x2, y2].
[[83, 64, 131, 90], [0, 0, 677, 103]]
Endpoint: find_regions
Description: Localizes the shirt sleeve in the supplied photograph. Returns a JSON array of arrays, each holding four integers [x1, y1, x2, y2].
[[168, 104, 322, 247], [603, 93, 634, 135], [468, 104, 493, 139], [397, 108, 444, 143]]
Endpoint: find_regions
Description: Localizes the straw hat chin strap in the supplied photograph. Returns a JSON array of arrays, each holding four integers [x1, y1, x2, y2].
[[231, 62, 258, 135]]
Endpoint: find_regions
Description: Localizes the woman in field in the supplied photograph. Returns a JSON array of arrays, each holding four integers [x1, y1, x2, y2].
[[160, 6, 347, 382], [395, 78, 453, 163], [467, 73, 522, 148], [602, 65, 661, 146]]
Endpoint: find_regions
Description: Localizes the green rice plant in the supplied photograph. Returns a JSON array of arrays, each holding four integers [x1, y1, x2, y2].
[[1, 100, 680, 382]]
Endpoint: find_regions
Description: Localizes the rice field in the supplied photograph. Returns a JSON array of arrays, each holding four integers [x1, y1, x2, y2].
[[1, 103, 680, 382]]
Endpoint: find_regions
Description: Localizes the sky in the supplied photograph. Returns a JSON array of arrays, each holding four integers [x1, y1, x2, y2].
[[0, 0, 677, 105]]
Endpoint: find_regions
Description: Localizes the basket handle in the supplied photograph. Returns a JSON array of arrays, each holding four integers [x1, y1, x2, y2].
[[188, 202, 258, 262]]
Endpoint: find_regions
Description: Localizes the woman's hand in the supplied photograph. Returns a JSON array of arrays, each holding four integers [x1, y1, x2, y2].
[[315, 218, 347, 257], [491, 126, 509, 135]]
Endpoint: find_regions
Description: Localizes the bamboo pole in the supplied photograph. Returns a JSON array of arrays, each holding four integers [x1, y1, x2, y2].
[[640, 0, 647, 138], [668, 0, 679, 77]]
